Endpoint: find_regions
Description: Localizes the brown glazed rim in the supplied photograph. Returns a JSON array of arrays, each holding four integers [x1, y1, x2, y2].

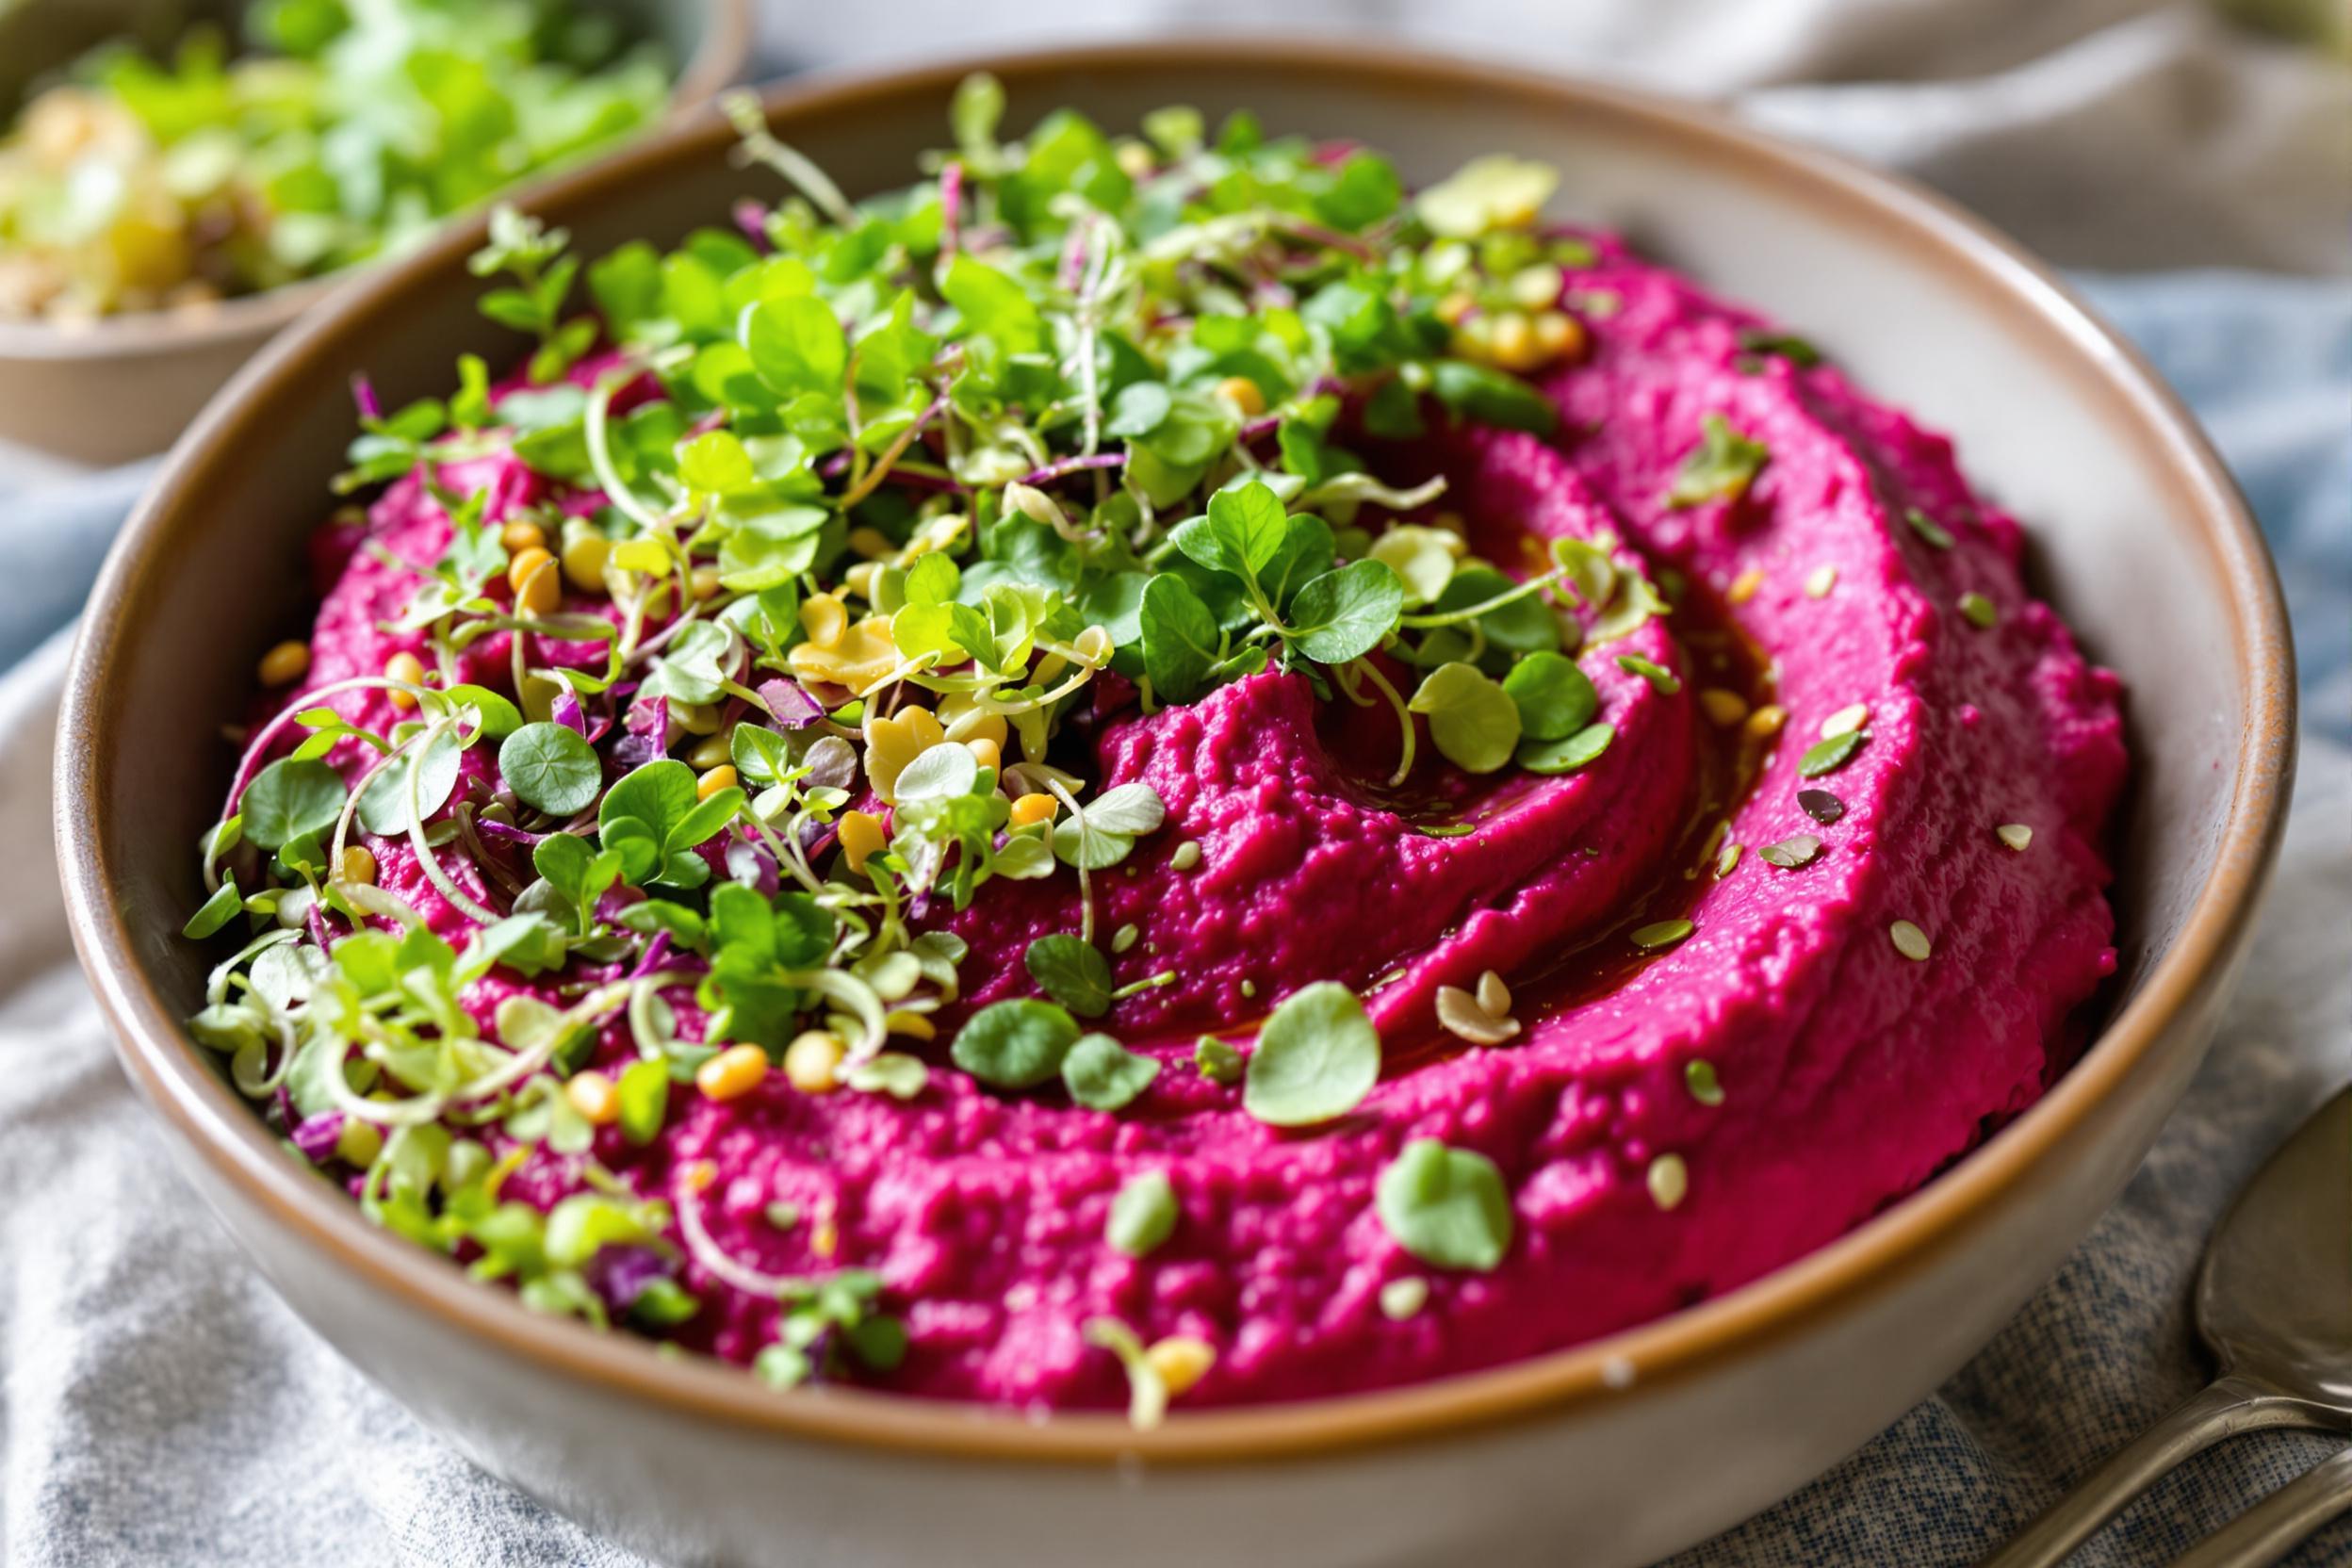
[[0, 0, 753, 363], [58, 39, 2295, 1468]]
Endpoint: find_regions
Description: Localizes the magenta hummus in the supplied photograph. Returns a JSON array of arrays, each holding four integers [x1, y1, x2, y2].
[[183, 92, 2126, 1420]]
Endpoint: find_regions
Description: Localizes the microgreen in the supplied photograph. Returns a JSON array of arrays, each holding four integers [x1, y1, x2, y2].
[[1375, 1139, 1513, 1271], [1064, 1034, 1160, 1112], [499, 723, 603, 817], [1242, 982, 1381, 1127], [1024, 936, 1114, 1018], [1105, 1170, 1179, 1257], [950, 999, 1082, 1089], [1409, 662, 1522, 776], [1667, 415, 1769, 509]]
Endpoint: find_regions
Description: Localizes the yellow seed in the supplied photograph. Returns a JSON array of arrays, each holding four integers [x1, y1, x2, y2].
[[966, 737, 1002, 773], [847, 526, 895, 561], [672, 702, 720, 736], [860, 706, 944, 803], [696, 765, 740, 802], [800, 593, 849, 649], [508, 547, 561, 616], [1509, 262, 1563, 310], [1115, 140, 1155, 180], [839, 809, 887, 874], [695, 1043, 770, 1102], [1744, 703, 1787, 739], [1008, 792, 1057, 828], [499, 520, 547, 554], [1215, 376, 1266, 417], [337, 845, 377, 886], [566, 1071, 619, 1125], [1532, 309, 1586, 363], [1487, 311, 1539, 370], [257, 640, 310, 687], [384, 650, 426, 710], [1452, 315, 1496, 360], [811, 1217, 839, 1257], [1726, 566, 1766, 605], [1145, 1337, 1216, 1399], [1434, 290, 1476, 325], [842, 561, 884, 602], [783, 1030, 845, 1093], [1698, 688, 1749, 727], [691, 565, 723, 601], [687, 730, 734, 771], [560, 532, 611, 594]]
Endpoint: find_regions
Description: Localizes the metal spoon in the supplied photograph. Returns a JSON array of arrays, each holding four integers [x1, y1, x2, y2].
[[1982, 1084, 2352, 1568]]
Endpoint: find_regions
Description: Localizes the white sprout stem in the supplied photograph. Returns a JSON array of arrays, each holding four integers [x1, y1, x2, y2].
[[1042, 776, 1095, 945], [721, 92, 858, 229], [401, 721, 500, 925], [676, 1161, 807, 1299], [583, 373, 668, 534], [1352, 657, 1418, 789]]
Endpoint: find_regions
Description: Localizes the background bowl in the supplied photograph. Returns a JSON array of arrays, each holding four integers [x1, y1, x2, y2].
[[55, 41, 2295, 1568], [0, 0, 751, 466]]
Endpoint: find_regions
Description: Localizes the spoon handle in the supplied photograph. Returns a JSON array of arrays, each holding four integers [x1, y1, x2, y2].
[[1979, 1374, 2320, 1568], [2167, 1444, 2352, 1568]]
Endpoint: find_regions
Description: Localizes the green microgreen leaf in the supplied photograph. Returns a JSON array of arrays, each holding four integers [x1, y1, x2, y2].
[[1375, 1139, 1513, 1271], [950, 998, 1081, 1089], [498, 722, 603, 817], [1064, 1033, 1160, 1112], [1668, 414, 1769, 508], [1242, 981, 1380, 1127], [1408, 662, 1522, 775], [1501, 650, 1598, 741], [1024, 935, 1114, 1019], [1105, 1169, 1179, 1257]]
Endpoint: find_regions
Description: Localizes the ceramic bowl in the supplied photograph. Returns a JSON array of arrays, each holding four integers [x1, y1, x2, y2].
[[0, 0, 751, 466], [55, 41, 2295, 1568]]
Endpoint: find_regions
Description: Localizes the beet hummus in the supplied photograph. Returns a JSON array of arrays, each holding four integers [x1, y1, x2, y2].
[[184, 89, 2127, 1422]]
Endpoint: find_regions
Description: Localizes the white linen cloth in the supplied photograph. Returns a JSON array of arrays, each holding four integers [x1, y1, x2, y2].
[[1, 1, 2346, 1561]]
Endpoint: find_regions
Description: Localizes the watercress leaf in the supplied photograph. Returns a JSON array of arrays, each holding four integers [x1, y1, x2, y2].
[[1104, 381, 1173, 439], [241, 758, 348, 851], [1375, 1138, 1514, 1270], [1104, 1168, 1178, 1257], [1137, 572, 1220, 703], [1501, 651, 1599, 741], [1185, 480, 1288, 580], [1024, 935, 1113, 1018], [1287, 559, 1403, 664], [183, 877, 243, 939], [1242, 981, 1380, 1127], [601, 760, 698, 845], [1064, 1033, 1160, 1112], [1084, 783, 1167, 837], [1429, 360, 1559, 435], [1409, 662, 1523, 775], [950, 998, 1080, 1089], [665, 788, 744, 854], [892, 743, 980, 805], [498, 722, 602, 816], [940, 253, 1043, 356], [1516, 722, 1613, 775], [743, 293, 847, 397]]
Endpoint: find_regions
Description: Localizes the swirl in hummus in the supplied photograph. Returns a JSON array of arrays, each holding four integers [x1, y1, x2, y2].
[[184, 86, 2126, 1421]]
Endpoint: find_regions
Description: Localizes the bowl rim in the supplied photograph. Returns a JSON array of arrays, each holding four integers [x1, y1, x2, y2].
[[56, 36, 2296, 1468], [0, 0, 754, 363]]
